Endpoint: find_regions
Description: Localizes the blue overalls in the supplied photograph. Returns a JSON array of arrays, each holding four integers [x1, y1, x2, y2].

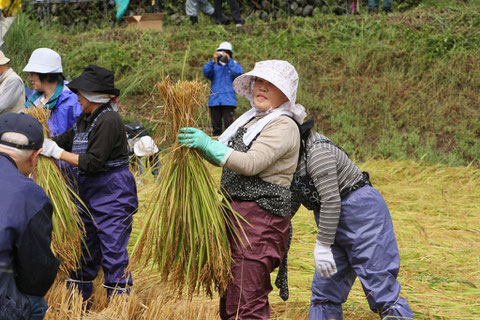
[[291, 140, 413, 320], [67, 106, 138, 301]]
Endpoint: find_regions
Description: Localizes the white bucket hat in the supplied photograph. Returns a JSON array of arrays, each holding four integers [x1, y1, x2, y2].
[[23, 48, 63, 73], [0, 51, 10, 65], [216, 41, 233, 53], [233, 60, 306, 123], [133, 135, 159, 157]]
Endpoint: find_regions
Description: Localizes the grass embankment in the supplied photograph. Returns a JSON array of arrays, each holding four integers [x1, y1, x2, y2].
[[44, 159, 480, 319], [5, 5, 480, 166]]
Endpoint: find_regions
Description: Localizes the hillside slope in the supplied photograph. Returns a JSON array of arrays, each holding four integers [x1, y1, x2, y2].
[[5, 6, 480, 165]]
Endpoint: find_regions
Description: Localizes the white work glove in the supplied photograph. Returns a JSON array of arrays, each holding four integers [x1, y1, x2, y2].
[[41, 138, 64, 160], [313, 239, 337, 278]]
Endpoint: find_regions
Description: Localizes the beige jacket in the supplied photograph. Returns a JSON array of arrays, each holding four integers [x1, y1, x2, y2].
[[225, 115, 300, 188], [0, 68, 25, 115]]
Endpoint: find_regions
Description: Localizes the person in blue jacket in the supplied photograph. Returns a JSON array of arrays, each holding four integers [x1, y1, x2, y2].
[[0, 112, 60, 320], [203, 41, 243, 136], [23, 48, 82, 184], [23, 48, 82, 137]]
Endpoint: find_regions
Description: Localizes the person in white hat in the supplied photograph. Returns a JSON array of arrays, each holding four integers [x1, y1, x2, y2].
[[179, 60, 307, 319], [0, 50, 25, 116], [23, 48, 82, 137], [203, 41, 243, 136]]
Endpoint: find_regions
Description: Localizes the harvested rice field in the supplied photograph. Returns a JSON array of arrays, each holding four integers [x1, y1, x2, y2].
[[44, 159, 480, 319]]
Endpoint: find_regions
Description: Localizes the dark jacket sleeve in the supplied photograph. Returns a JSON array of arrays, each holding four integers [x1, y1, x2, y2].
[[78, 111, 128, 174], [15, 202, 60, 296], [53, 127, 75, 151]]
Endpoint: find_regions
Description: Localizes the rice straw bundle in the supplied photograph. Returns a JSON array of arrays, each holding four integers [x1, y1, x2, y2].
[[24, 106, 86, 274], [131, 77, 246, 298]]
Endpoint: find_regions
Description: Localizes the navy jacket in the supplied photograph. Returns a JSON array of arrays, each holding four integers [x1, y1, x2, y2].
[[0, 154, 60, 319], [203, 59, 243, 107]]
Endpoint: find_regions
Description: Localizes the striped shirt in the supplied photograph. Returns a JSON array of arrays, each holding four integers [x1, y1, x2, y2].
[[294, 131, 363, 244]]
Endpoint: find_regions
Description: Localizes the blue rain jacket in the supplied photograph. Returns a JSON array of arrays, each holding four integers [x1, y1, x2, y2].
[[25, 84, 82, 136], [203, 58, 243, 108], [0, 154, 60, 319]]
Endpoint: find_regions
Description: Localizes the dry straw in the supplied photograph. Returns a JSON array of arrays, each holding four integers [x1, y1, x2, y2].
[[24, 106, 86, 274], [131, 77, 246, 298]]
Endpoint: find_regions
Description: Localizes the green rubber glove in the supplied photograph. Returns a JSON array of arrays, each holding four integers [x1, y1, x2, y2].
[[178, 127, 233, 166]]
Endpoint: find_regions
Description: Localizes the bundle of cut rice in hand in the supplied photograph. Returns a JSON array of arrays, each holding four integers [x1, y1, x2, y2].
[[25, 106, 86, 274], [131, 77, 246, 298]]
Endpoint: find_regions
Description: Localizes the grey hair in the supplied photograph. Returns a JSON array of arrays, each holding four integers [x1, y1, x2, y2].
[[0, 132, 34, 160]]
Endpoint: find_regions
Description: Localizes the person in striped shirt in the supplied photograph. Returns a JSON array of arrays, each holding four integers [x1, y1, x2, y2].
[[291, 120, 413, 320]]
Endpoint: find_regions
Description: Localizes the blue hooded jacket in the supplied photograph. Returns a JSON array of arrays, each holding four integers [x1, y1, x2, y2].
[[203, 58, 243, 108], [25, 83, 82, 136]]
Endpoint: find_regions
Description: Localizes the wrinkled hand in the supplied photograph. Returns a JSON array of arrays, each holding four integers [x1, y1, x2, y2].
[[178, 127, 232, 166], [41, 138, 64, 160], [313, 240, 337, 278]]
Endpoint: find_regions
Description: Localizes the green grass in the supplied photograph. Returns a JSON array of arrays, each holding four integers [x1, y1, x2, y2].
[[6, 4, 479, 166], [128, 159, 480, 319]]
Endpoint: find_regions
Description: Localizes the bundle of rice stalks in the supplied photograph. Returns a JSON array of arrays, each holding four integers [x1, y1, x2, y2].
[[131, 77, 246, 298], [24, 106, 86, 274]]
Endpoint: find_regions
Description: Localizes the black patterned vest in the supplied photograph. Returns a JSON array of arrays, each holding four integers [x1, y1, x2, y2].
[[220, 127, 291, 218]]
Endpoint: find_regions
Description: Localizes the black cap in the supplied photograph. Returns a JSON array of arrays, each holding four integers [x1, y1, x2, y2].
[[67, 64, 120, 96], [0, 112, 44, 150]]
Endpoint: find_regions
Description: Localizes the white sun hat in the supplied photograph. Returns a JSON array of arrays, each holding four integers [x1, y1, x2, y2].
[[216, 41, 233, 53], [23, 48, 63, 73], [133, 135, 159, 157], [0, 51, 10, 65], [233, 60, 306, 124]]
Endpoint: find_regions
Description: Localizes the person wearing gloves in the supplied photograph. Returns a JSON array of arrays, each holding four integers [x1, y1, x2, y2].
[[290, 120, 413, 320], [23, 48, 82, 136], [179, 60, 306, 319], [0, 112, 60, 320], [40, 65, 138, 303], [203, 41, 243, 136], [0, 51, 25, 115]]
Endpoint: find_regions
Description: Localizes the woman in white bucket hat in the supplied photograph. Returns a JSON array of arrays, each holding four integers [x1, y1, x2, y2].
[[23, 48, 82, 137], [179, 60, 306, 319]]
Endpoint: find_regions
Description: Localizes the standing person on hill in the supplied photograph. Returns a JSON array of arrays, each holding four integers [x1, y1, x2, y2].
[[368, 0, 392, 13], [0, 51, 25, 115], [203, 41, 243, 136], [179, 60, 307, 319], [0, 112, 60, 320], [290, 120, 413, 320], [214, 0, 242, 26], [23, 48, 82, 136], [185, 0, 214, 24], [39, 65, 138, 303]]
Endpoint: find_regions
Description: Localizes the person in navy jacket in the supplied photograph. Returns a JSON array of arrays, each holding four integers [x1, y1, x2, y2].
[[0, 112, 60, 320], [203, 41, 243, 136]]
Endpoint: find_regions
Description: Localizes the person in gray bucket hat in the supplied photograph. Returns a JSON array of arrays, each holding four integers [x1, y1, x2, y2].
[[179, 60, 306, 319]]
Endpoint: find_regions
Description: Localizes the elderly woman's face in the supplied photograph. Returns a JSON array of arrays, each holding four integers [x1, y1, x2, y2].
[[28, 73, 44, 92], [252, 78, 288, 112], [78, 94, 97, 114]]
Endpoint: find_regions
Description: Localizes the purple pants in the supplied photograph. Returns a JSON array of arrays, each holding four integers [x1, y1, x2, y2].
[[220, 201, 290, 320], [68, 166, 138, 301], [309, 186, 413, 320]]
